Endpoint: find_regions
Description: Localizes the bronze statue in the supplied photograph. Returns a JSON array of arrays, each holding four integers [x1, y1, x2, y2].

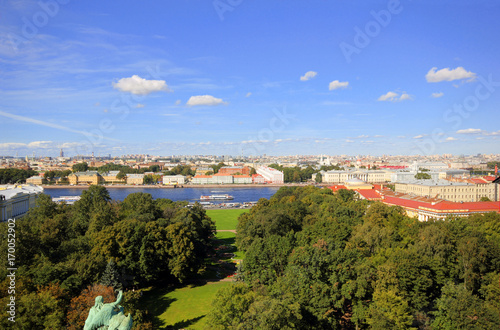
[[84, 290, 133, 330]]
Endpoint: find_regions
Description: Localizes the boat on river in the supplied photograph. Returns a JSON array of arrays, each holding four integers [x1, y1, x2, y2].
[[200, 194, 234, 201]]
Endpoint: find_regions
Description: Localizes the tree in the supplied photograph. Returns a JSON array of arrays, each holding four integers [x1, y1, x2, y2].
[[116, 171, 127, 180], [15, 283, 69, 329], [72, 162, 89, 173], [415, 172, 431, 179], [479, 196, 491, 202], [366, 288, 415, 330], [432, 282, 500, 329], [205, 283, 256, 329], [66, 284, 115, 330], [100, 260, 123, 289], [315, 173, 322, 183]]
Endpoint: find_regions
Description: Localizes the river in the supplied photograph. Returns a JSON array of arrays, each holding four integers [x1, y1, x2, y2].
[[44, 186, 280, 204]]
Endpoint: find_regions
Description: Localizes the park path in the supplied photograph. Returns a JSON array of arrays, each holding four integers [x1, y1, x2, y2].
[[217, 229, 237, 233]]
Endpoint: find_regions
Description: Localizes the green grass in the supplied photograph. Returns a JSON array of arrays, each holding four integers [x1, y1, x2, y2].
[[206, 208, 248, 231], [143, 281, 232, 329], [216, 231, 245, 260], [141, 209, 248, 329]]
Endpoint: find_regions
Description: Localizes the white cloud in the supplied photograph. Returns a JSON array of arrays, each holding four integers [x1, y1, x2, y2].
[[27, 141, 54, 148], [329, 80, 349, 90], [113, 75, 171, 95], [445, 137, 458, 141], [175, 99, 181, 105], [431, 92, 444, 98], [425, 67, 476, 83], [300, 71, 318, 81], [378, 91, 412, 102], [246, 92, 252, 97], [345, 139, 354, 143], [378, 91, 399, 102], [456, 128, 484, 134], [0, 142, 26, 149], [186, 95, 227, 106], [135, 104, 145, 108], [413, 135, 425, 139], [399, 93, 413, 101]]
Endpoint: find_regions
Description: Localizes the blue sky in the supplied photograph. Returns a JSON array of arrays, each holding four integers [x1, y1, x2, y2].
[[1, 0, 499, 157]]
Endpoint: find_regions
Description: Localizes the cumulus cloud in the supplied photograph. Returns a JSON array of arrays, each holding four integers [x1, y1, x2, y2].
[[246, 92, 252, 97], [329, 80, 349, 90], [113, 75, 171, 95], [300, 71, 318, 81], [425, 67, 476, 83], [186, 95, 227, 106], [413, 135, 425, 139], [456, 128, 484, 134], [399, 93, 413, 101], [378, 91, 412, 102], [28, 141, 54, 148], [378, 91, 399, 102], [445, 137, 458, 141], [175, 99, 181, 105], [135, 104, 145, 108], [0, 142, 26, 149], [431, 92, 444, 98]]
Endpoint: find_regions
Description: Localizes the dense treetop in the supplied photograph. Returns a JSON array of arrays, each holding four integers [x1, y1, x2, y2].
[[207, 186, 500, 329], [0, 186, 215, 329]]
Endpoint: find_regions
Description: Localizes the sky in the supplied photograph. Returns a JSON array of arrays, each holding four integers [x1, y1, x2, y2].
[[1, 0, 499, 157]]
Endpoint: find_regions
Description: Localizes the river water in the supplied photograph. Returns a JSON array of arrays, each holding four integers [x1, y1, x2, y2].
[[44, 186, 280, 204]]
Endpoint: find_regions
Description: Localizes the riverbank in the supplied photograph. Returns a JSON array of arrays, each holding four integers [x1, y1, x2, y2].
[[41, 183, 330, 189]]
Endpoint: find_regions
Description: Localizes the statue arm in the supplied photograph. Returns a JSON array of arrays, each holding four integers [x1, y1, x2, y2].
[[113, 290, 123, 306]]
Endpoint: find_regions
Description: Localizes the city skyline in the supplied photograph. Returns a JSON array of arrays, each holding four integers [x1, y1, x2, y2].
[[1, 1, 500, 157]]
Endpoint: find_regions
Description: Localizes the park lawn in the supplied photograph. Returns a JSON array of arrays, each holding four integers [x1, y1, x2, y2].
[[143, 281, 232, 329], [216, 231, 245, 260], [206, 208, 248, 231]]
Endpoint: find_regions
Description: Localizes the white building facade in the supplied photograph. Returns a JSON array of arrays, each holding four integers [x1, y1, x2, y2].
[[257, 166, 284, 184], [0, 185, 44, 221]]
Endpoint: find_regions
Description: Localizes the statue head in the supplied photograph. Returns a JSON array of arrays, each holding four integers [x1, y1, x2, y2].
[[95, 295, 104, 307]]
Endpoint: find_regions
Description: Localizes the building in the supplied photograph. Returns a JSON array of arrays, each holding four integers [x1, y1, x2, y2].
[[101, 171, 124, 184], [218, 166, 251, 175], [233, 175, 252, 184], [26, 175, 44, 185], [163, 175, 186, 185], [395, 178, 497, 202], [212, 173, 234, 184], [328, 183, 499, 221], [382, 193, 499, 221], [252, 174, 266, 184], [69, 171, 103, 185], [0, 185, 44, 221], [191, 175, 212, 184], [126, 173, 145, 185], [257, 166, 284, 184], [323, 169, 389, 184]]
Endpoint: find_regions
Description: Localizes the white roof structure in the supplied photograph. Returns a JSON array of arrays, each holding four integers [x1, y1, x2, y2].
[[0, 184, 44, 200]]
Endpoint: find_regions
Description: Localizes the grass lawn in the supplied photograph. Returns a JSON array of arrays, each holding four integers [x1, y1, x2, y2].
[[141, 209, 248, 329], [216, 231, 245, 260], [206, 208, 248, 231], [143, 281, 232, 329]]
